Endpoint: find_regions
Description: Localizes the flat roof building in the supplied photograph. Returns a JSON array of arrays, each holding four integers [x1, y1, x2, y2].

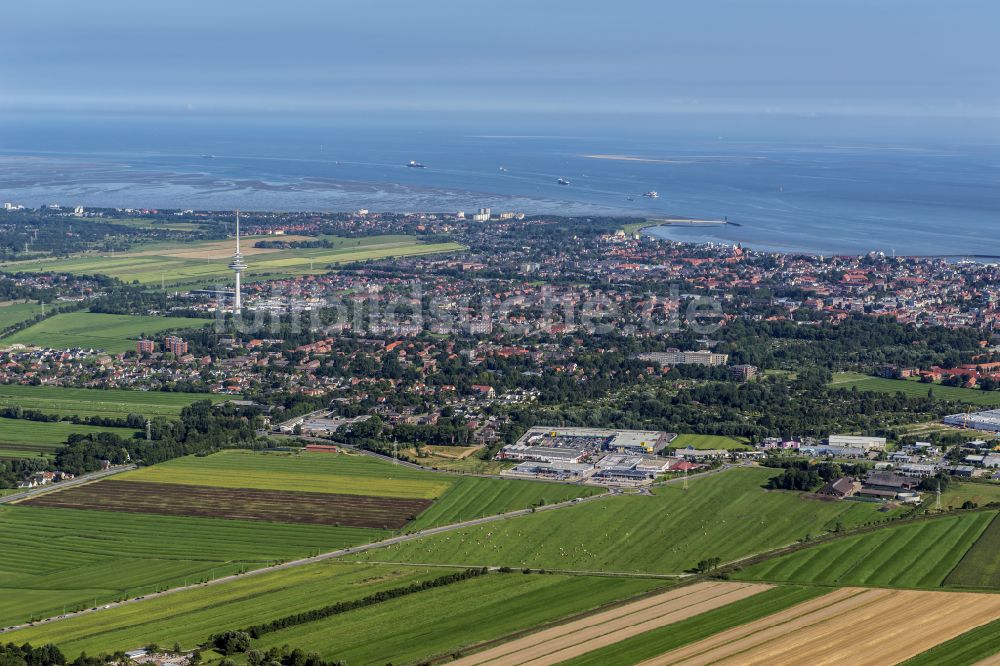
[[827, 435, 887, 451], [944, 409, 1000, 432]]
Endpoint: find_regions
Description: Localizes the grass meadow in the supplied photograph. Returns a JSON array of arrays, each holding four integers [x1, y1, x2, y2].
[[0, 504, 388, 627], [356, 467, 903, 574], [671, 434, 752, 450], [830, 372, 1000, 406], [736, 511, 996, 589], [0, 302, 45, 332], [0, 417, 140, 458], [3, 312, 213, 353], [250, 572, 665, 665], [3, 564, 663, 662], [4, 235, 464, 287], [944, 512, 1000, 588], [0, 562, 441, 654], [117, 450, 455, 499], [0, 384, 227, 419]]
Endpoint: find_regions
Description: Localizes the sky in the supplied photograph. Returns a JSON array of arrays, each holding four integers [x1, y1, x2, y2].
[[2, 0, 997, 119]]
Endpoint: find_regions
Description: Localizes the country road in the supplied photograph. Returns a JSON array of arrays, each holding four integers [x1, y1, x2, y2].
[[0, 461, 737, 635], [0, 483, 613, 634], [0, 464, 136, 505]]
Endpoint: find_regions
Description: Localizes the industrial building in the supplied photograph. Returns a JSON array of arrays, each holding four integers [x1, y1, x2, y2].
[[498, 426, 675, 485], [498, 445, 589, 464], [944, 409, 1000, 433], [827, 435, 887, 451], [507, 426, 670, 456]]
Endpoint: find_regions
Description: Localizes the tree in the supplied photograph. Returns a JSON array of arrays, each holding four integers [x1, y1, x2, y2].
[[212, 630, 252, 655], [695, 557, 722, 573]]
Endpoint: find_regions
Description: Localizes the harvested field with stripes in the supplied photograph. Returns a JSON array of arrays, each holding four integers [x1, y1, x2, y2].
[[635, 587, 1000, 666], [450, 582, 772, 666], [19, 479, 432, 529]]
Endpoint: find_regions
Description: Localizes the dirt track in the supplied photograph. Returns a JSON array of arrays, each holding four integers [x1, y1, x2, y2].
[[450, 582, 771, 666], [638, 587, 1000, 666]]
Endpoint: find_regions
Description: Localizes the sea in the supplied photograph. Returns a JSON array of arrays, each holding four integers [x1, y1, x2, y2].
[[0, 112, 997, 257]]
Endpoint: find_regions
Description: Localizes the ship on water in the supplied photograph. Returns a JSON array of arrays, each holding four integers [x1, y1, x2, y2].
[[557, 178, 570, 185], [407, 160, 427, 168], [643, 191, 659, 199]]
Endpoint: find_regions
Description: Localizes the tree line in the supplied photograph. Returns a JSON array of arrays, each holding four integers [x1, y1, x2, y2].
[[225, 568, 488, 642]]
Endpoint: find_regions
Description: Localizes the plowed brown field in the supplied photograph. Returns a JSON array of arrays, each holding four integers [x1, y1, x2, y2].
[[20, 479, 431, 528]]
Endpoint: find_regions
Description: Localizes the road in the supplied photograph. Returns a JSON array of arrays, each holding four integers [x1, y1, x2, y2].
[[0, 465, 136, 505]]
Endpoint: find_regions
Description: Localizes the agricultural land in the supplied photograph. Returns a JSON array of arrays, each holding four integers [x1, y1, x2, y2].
[[0, 384, 228, 419], [2, 312, 214, 353], [5, 235, 464, 288], [0, 417, 140, 459], [830, 371, 1000, 407], [356, 467, 907, 574]]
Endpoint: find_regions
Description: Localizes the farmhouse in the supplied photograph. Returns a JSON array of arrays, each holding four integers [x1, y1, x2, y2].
[[863, 471, 920, 496], [816, 477, 861, 499]]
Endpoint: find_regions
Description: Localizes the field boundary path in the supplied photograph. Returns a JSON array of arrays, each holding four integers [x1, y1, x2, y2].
[[0, 461, 738, 636], [0, 464, 136, 505], [0, 479, 616, 635]]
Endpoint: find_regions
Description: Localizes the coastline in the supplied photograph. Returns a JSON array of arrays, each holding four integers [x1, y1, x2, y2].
[[640, 223, 1000, 262]]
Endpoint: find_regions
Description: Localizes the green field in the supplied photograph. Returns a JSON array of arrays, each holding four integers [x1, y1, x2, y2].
[[2, 564, 663, 663], [671, 434, 752, 450], [0, 417, 140, 458], [830, 372, 1000, 406], [736, 511, 996, 589], [357, 467, 903, 574], [115, 450, 602, 527], [940, 481, 1000, 509], [0, 504, 388, 627], [117, 450, 454, 499], [0, 302, 45, 333], [3, 312, 213, 353], [559, 585, 826, 666], [251, 571, 664, 665], [408, 475, 603, 530], [901, 617, 1000, 666], [944, 512, 1000, 588], [0, 562, 443, 655], [6, 235, 464, 287], [0, 384, 228, 419]]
